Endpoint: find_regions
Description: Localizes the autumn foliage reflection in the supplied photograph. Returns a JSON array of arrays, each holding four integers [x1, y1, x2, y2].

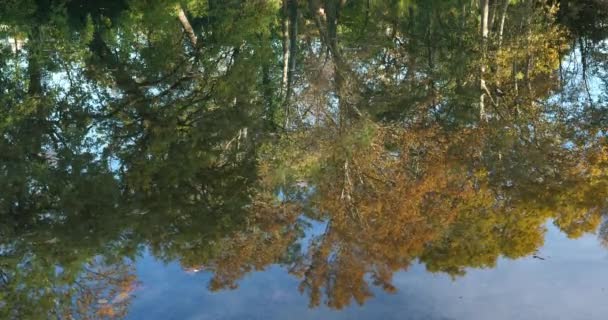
[[1, 0, 607, 316]]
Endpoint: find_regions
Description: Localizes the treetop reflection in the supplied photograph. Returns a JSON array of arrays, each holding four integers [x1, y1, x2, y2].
[[1, 0, 607, 317]]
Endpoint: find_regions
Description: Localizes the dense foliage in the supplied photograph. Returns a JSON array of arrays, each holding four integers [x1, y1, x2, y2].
[[0, 0, 607, 317]]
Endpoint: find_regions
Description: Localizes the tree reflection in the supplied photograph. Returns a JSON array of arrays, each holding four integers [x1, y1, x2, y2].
[[1, 0, 607, 316]]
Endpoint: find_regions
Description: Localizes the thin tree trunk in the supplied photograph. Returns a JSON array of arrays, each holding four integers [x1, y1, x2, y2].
[[262, 62, 275, 129], [427, 12, 437, 110], [497, 0, 509, 49], [462, 1, 467, 29], [579, 37, 594, 107], [27, 26, 42, 96], [27, 50, 42, 96], [494, 0, 509, 108], [489, 0, 497, 31], [326, 0, 339, 56], [326, 0, 347, 127], [25, 26, 47, 159], [480, 0, 489, 122], [177, 7, 197, 47], [408, 6, 417, 88], [286, 0, 298, 97], [282, 0, 290, 92], [524, 1, 533, 96], [284, 0, 298, 128]]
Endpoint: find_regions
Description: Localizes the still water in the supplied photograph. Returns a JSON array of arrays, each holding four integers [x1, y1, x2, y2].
[[130, 224, 608, 320], [1, 0, 607, 319]]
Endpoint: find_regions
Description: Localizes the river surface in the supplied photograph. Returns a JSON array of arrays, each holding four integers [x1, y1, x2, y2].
[[1, 1, 607, 319]]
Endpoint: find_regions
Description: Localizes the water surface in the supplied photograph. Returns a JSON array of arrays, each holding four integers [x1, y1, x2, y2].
[[1, 1, 607, 319]]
